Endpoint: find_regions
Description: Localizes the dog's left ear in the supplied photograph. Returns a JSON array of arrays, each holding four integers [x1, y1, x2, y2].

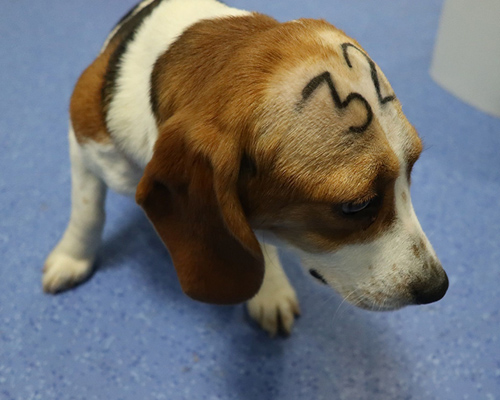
[[136, 116, 264, 304]]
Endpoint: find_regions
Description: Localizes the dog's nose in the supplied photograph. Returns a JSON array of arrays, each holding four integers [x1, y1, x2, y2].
[[413, 270, 449, 305]]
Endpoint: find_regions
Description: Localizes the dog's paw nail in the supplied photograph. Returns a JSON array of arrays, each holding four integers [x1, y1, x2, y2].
[[247, 288, 300, 337]]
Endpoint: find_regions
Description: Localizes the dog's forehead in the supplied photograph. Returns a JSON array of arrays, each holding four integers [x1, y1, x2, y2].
[[257, 24, 421, 185]]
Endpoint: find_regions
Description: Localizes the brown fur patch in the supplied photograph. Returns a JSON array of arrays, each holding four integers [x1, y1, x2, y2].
[[70, 46, 116, 144], [401, 119, 423, 179], [136, 116, 264, 303], [412, 243, 423, 260], [150, 14, 280, 125], [241, 167, 398, 252]]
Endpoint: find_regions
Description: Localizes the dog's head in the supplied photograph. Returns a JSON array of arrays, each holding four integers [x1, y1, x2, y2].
[[137, 18, 448, 307]]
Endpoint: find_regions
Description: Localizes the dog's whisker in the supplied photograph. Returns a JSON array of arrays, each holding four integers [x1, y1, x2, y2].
[[331, 289, 358, 323]]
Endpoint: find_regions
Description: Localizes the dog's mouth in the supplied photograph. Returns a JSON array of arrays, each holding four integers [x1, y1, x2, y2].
[[307, 269, 416, 311], [348, 294, 408, 311], [308, 268, 408, 310]]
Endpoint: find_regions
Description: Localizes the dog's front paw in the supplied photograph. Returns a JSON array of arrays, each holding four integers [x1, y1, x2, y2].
[[247, 284, 301, 337], [42, 252, 94, 293]]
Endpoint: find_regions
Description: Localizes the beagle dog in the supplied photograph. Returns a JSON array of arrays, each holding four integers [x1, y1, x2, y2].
[[43, 0, 449, 336]]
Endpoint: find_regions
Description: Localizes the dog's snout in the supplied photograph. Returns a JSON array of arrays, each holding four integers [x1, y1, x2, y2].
[[413, 269, 449, 305]]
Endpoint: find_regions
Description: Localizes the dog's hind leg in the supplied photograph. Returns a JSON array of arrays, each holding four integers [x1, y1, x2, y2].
[[43, 128, 107, 293]]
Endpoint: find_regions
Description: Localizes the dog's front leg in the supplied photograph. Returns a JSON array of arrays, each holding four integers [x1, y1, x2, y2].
[[43, 130, 107, 293], [247, 243, 300, 336]]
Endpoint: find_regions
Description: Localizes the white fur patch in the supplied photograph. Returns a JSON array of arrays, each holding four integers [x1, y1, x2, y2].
[[81, 139, 144, 196], [105, 0, 251, 167]]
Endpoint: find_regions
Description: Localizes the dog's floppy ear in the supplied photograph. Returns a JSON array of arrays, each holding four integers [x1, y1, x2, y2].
[[136, 117, 264, 304]]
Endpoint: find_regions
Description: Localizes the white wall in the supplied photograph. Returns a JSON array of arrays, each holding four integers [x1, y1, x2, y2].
[[431, 0, 500, 118]]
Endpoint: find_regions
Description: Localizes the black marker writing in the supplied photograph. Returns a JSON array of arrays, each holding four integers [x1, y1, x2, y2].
[[341, 43, 395, 105], [298, 71, 373, 133]]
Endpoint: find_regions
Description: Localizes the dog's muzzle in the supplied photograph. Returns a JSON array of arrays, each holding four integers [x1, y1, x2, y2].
[[412, 263, 449, 305]]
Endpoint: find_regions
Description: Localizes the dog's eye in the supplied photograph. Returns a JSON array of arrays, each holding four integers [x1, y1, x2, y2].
[[341, 199, 372, 215]]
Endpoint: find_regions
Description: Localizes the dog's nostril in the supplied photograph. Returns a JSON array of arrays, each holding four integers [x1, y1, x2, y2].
[[309, 269, 328, 285], [413, 271, 449, 305]]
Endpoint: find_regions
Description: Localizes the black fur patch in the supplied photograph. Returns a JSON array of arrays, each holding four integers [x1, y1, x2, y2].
[[309, 269, 328, 285], [112, 1, 144, 32], [298, 71, 373, 133], [239, 152, 258, 178], [102, 0, 164, 114]]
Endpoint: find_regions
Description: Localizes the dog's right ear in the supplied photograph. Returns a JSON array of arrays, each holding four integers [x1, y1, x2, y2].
[[136, 117, 264, 304]]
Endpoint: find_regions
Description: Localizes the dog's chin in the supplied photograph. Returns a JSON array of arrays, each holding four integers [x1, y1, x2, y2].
[[304, 266, 414, 311], [335, 289, 411, 311], [350, 299, 408, 312]]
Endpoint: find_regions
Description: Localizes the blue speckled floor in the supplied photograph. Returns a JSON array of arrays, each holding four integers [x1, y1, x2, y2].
[[1, 1, 500, 399]]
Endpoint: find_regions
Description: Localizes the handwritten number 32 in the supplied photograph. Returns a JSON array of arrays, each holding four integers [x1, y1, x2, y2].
[[298, 43, 395, 133]]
